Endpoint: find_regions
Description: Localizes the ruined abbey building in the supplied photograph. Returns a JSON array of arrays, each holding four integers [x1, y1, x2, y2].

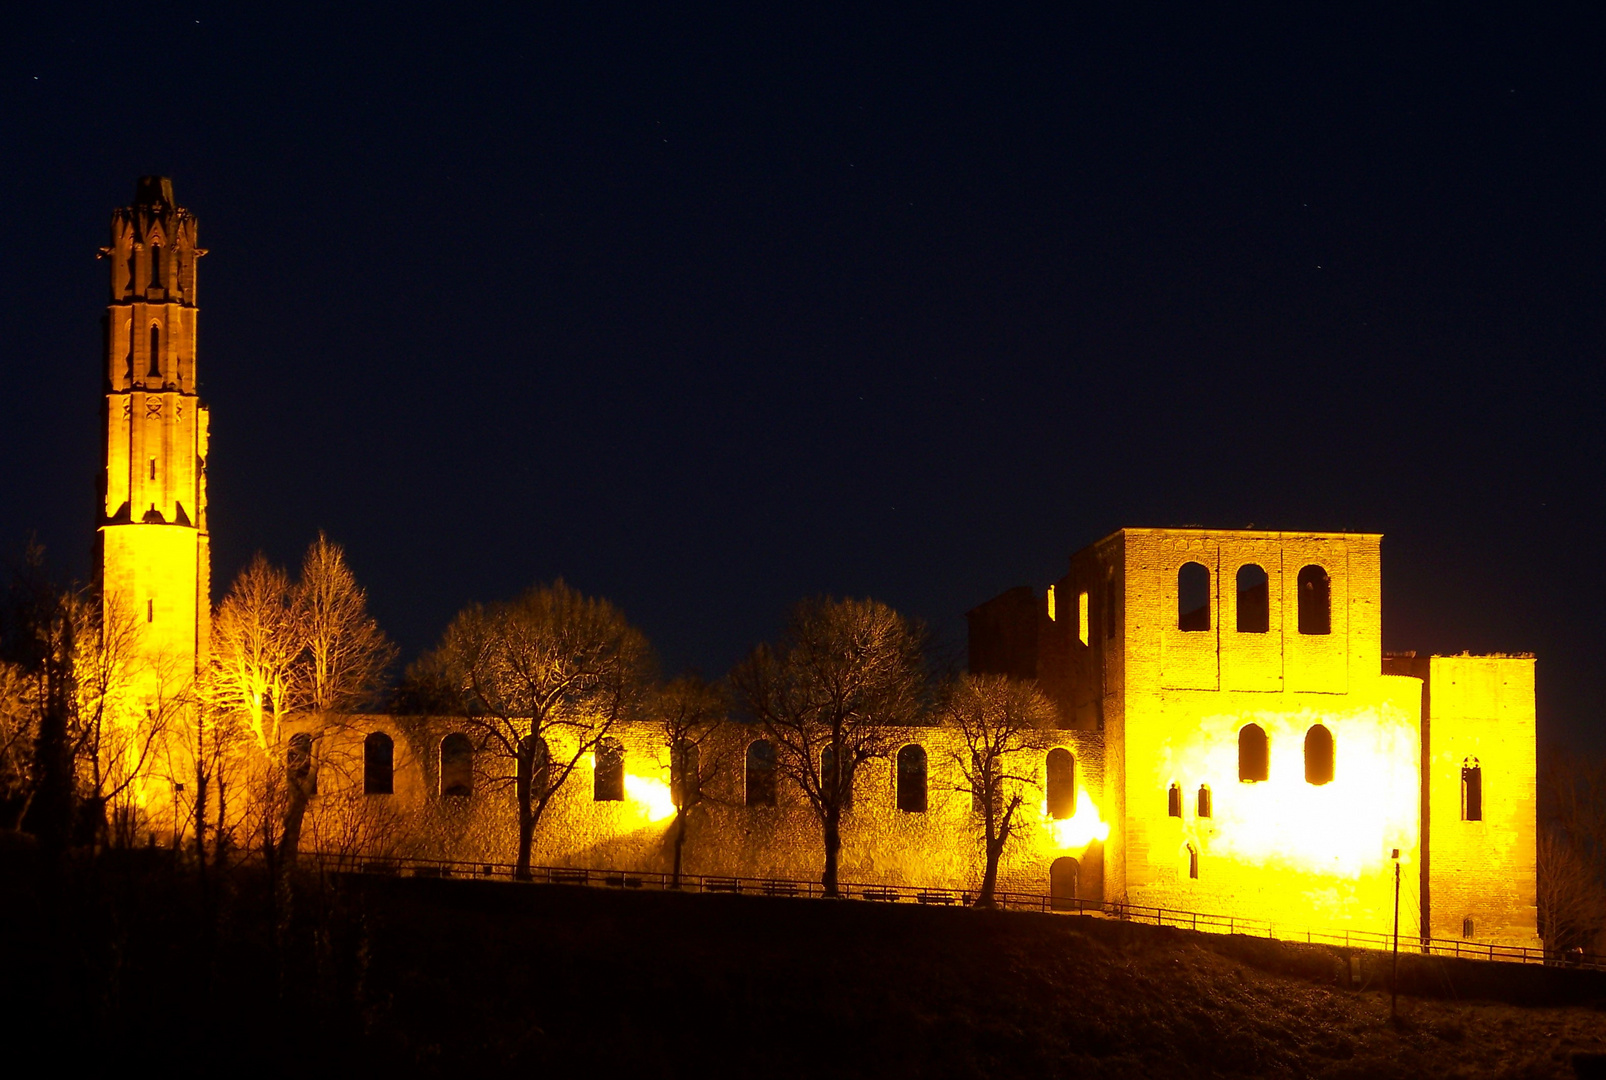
[[96, 179, 1539, 949]]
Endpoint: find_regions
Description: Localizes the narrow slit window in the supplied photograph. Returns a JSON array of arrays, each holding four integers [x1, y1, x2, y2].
[[363, 732, 394, 795], [149, 457, 157, 480], [146, 599, 154, 624], [1187, 844, 1199, 880], [671, 739, 700, 809], [1197, 784, 1212, 818], [1167, 782, 1182, 818], [440, 732, 473, 797], [1178, 562, 1210, 631], [745, 740, 777, 807], [593, 737, 624, 801], [1304, 724, 1335, 785], [148, 324, 161, 379], [1077, 590, 1090, 646], [1046, 584, 1056, 622], [1462, 758, 1483, 821], [1104, 570, 1117, 639], [896, 744, 927, 813], [1297, 565, 1331, 635], [1238, 724, 1268, 782], [1236, 564, 1269, 633], [150, 243, 162, 289], [1046, 748, 1075, 819], [518, 735, 550, 800]]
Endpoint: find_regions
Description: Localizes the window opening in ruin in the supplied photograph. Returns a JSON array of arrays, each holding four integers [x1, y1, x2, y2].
[[1050, 856, 1080, 910], [146, 599, 153, 624], [148, 324, 162, 379], [1304, 724, 1335, 785], [1105, 569, 1117, 639], [821, 746, 853, 808], [518, 735, 550, 800], [971, 752, 1003, 815], [1077, 590, 1090, 646], [1236, 563, 1269, 633], [896, 744, 928, 813], [1462, 758, 1483, 821], [288, 732, 315, 796], [1188, 844, 1199, 880], [1046, 584, 1056, 622], [1197, 784, 1212, 818], [593, 737, 625, 801], [363, 732, 394, 795], [672, 739, 701, 808], [1178, 562, 1210, 631], [1167, 783, 1182, 818], [1238, 724, 1268, 782], [1046, 748, 1076, 819], [1297, 565, 1331, 635], [1462, 917, 1475, 940], [440, 732, 473, 797], [745, 740, 777, 807]]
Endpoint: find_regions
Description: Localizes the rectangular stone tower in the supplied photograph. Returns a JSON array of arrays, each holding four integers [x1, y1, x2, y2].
[[97, 177, 210, 692]]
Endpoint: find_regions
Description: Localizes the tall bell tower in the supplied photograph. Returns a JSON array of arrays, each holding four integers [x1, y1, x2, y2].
[[97, 177, 210, 685]]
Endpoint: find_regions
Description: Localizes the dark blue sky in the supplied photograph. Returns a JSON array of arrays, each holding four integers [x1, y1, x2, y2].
[[3, 6, 1602, 745]]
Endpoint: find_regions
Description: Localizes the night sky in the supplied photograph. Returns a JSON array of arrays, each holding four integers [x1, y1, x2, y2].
[[3, 7, 1602, 746]]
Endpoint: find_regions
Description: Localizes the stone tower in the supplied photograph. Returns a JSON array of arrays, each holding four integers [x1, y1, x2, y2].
[[97, 177, 210, 688]]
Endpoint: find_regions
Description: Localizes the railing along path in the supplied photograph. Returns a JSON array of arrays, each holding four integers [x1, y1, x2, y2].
[[307, 850, 1602, 972]]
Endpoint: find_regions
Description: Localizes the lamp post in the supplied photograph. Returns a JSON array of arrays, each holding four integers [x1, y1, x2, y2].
[[1391, 847, 1401, 1022]]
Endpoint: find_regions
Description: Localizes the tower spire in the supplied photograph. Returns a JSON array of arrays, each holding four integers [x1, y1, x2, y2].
[[97, 177, 211, 684]]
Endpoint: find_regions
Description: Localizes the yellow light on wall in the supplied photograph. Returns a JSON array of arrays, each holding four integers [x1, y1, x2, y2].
[[1040, 789, 1110, 850]]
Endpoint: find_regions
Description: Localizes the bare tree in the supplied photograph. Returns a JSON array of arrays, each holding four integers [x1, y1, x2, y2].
[[0, 659, 37, 832], [652, 675, 728, 888], [1538, 747, 1606, 955], [938, 673, 1056, 907], [731, 596, 925, 897], [210, 555, 298, 750], [408, 580, 654, 879], [278, 534, 396, 865]]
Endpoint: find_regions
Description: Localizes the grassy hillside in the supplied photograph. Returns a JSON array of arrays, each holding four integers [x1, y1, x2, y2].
[[5, 857, 1606, 1077]]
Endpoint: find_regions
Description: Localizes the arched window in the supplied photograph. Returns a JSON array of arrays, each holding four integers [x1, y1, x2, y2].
[[288, 732, 315, 796], [1297, 565, 1331, 635], [1178, 562, 1211, 631], [517, 735, 549, 801], [1187, 844, 1199, 880], [1050, 856, 1080, 911], [1236, 564, 1269, 633], [593, 737, 625, 801], [150, 243, 162, 289], [1167, 782, 1182, 817], [896, 744, 927, 813], [1046, 748, 1075, 820], [821, 746, 852, 808], [1197, 784, 1212, 818], [1462, 757, 1483, 821], [1304, 724, 1334, 785], [363, 731, 394, 795], [745, 739, 777, 807], [1238, 724, 1268, 782], [440, 732, 473, 797], [148, 323, 162, 379], [671, 739, 701, 809]]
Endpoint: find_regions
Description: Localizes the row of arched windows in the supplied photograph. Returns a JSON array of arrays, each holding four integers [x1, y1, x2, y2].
[[349, 732, 1081, 814], [1177, 563, 1331, 635], [1234, 722, 1333, 785]]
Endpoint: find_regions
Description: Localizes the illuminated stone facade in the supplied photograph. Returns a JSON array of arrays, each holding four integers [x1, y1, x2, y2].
[[83, 182, 1538, 948], [971, 528, 1540, 946], [96, 177, 210, 689]]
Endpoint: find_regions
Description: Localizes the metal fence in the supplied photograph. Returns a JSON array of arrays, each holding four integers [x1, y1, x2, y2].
[[307, 850, 1604, 971]]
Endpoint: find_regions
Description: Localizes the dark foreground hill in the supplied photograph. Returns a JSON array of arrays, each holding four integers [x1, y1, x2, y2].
[[4, 855, 1606, 1078]]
